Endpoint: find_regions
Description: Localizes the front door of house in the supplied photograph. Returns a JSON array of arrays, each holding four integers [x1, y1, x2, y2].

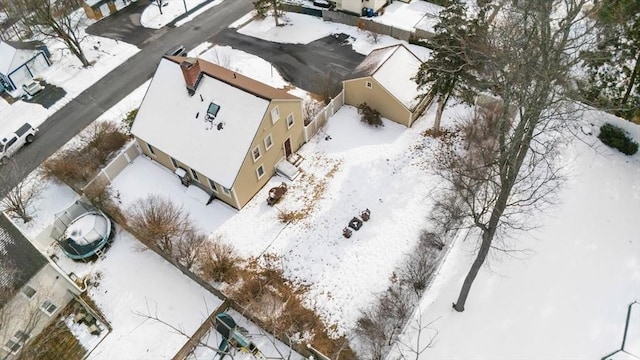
[[284, 138, 292, 158]]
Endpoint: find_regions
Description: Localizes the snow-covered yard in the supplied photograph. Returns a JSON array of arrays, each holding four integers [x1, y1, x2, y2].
[[140, 0, 225, 29], [391, 109, 640, 359]]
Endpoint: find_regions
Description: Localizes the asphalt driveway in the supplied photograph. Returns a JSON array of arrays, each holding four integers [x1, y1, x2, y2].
[[211, 29, 364, 95], [85, 0, 168, 47]]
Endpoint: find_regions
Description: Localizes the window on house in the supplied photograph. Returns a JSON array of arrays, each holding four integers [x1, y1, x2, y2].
[[208, 179, 218, 192], [365, 81, 372, 89], [4, 339, 21, 354], [21, 285, 36, 299], [40, 300, 58, 315], [271, 106, 280, 124], [190, 169, 199, 182], [286, 113, 294, 129], [14, 331, 30, 343], [170, 157, 178, 168], [256, 165, 265, 179], [221, 186, 231, 196], [147, 143, 156, 155], [252, 146, 261, 162], [264, 134, 273, 150]]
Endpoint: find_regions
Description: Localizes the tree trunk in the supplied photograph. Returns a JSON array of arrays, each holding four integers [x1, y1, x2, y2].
[[433, 94, 448, 136], [621, 52, 639, 107], [272, 0, 279, 26]]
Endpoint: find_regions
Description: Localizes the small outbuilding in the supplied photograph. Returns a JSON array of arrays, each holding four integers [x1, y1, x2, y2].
[[343, 44, 430, 127], [0, 39, 51, 93]]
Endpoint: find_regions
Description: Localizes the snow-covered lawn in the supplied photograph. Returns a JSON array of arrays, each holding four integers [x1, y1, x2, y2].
[[372, 0, 443, 32], [0, 10, 138, 133], [50, 228, 223, 359], [141, 0, 224, 29], [104, 102, 469, 336], [391, 109, 640, 359], [237, 11, 432, 60]]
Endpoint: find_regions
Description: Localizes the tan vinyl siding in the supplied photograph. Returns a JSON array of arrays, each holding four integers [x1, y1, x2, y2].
[[344, 77, 413, 127], [135, 137, 239, 208], [232, 99, 304, 208]]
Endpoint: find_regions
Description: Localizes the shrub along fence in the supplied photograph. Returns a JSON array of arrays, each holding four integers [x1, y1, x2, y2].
[[304, 90, 345, 142]]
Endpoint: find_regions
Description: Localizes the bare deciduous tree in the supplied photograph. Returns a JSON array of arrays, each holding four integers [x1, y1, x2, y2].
[[392, 312, 438, 360], [4, 0, 90, 67], [0, 160, 42, 223], [432, 0, 592, 311], [127, 195, 192, 257]]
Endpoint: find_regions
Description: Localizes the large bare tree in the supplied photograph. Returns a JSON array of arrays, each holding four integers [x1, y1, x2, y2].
[[0, 160, 42, 224], [430, 0, 593, 312], [4, 0, 90, 67]]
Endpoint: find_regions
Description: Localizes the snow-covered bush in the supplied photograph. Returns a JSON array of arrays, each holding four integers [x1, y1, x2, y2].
[[357, 102, 383, 127], [598, 123, 639, 155]]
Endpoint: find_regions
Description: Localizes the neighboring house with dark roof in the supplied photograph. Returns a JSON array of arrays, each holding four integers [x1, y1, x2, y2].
[[0, 39, 51, 92], [131, 56, 305, 210], [0, 214, 81, 360], [343, 44, 430, 127]]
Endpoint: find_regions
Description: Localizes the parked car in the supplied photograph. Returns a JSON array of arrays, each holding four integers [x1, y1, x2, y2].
[[165, 45, 186, 57], [0, 123, 38, 164], [22, 80, 44, 97]]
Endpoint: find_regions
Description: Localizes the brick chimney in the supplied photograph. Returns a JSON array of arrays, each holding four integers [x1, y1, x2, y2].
[[180, 58, 202, 95]]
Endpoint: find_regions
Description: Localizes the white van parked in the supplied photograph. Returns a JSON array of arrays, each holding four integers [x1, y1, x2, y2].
[[0, 123, 38, 164]]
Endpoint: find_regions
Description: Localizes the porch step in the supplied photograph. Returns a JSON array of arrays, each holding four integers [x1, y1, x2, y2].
[[276, 159, 300, 180], [288, 153, 304, 167]]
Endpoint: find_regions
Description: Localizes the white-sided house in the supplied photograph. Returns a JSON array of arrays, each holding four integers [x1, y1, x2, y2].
[[343, 44, 430, 127], [131, 57, 305, 210], [0, 216, 82, 360], [0, 40, 51, 93]]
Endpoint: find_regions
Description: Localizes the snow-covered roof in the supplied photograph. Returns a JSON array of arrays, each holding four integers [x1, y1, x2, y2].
[[350, 44, 423, 110], [0, 40, 44, 75], [131, 57, 298, 189], [0, 218, 47, 307]]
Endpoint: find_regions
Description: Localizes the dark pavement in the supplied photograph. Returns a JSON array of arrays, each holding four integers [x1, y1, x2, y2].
[[212, 29, 364, 95], [85, 0, 168, 47], [22, 81, 66, 109], [1, 0, 253, 196]]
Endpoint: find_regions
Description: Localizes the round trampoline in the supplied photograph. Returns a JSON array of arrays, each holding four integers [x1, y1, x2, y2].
[[51, 201, 112, 260]]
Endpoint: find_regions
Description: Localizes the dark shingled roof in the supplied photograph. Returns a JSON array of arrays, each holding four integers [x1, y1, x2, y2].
[[0, 213, 47, 308], [165, 56, 299, 101]]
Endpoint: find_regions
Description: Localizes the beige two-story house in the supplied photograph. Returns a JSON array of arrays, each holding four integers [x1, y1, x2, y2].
[[343, 44, 430, 127], [131, 57, 305, 210]]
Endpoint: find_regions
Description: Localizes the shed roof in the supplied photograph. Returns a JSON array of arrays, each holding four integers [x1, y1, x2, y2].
[[0, 39, 44, 75], [349, 44, 423, 110], [131, 57, 300, 189]]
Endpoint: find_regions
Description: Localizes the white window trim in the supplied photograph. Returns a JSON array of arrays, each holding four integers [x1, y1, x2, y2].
[[264, 134, 273, 151], [208, 178, 218, 193], [170, 157, 178, 168], [256, 164, 265, 180], [40, 300, 58, 316], [3, 339, 21, 355], [147, 143, 156, 156], [365, 80, 372, 89], [221, 186, 231, 196], [251, 145, 261, 162], [21, 285, 37, 299], [271, 106, 280, 124], [190, 168, 200, 182], [286, 113, 294, 129]]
